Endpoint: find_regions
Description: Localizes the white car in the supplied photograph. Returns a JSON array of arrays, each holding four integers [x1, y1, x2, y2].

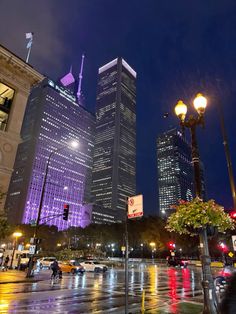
[[80, 260, 108, 272], [39, 257, 56, 269]]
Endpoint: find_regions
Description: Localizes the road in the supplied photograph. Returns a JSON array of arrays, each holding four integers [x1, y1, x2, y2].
[[0, 264, 204, 313]]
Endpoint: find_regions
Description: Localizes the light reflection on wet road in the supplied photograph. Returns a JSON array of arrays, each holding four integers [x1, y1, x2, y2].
[[0, 264, 203, 313]]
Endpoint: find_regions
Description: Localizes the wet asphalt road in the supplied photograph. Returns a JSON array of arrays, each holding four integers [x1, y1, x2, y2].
[[0, 264, 204, 313]]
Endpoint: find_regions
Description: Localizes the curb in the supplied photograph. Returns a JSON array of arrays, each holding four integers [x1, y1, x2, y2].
[[0, 278, 45, 284]]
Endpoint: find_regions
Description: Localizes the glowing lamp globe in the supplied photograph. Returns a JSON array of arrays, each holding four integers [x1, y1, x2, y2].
[[193, 93, 207, 115], [174, 100, 187, 121], [13, 232, 22, 238]]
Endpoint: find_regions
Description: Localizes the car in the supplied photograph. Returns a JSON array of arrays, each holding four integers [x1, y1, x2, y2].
[[39, 257, 56, 269], [58, 261, 85, 274], [80, 260, 108, 272], [167, 257, 188, 268], [18, 252, 31, 270]]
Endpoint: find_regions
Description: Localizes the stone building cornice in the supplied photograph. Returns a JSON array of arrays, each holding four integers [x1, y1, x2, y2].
[[0, 44, 44, 87]]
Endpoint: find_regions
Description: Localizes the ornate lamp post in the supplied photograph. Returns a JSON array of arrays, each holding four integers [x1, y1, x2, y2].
[[174, 93, 217, 314]]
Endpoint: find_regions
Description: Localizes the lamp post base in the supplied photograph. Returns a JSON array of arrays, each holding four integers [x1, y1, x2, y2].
[[200, 229, 218, 314]]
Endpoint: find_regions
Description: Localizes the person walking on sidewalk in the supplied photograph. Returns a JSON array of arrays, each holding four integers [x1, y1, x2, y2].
[[0, 255, 3, 267], [2, 255, 9, 271]]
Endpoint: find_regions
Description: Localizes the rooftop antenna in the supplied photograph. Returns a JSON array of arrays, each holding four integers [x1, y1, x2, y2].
[[77, 54, 85, 103], [25, 32, 34, 63]]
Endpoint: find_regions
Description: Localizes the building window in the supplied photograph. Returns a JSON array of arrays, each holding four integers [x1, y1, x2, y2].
[[0, 82, 15, 131]]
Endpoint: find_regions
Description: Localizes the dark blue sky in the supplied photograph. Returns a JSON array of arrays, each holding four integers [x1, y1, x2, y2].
[[1, 0, 236, 215]]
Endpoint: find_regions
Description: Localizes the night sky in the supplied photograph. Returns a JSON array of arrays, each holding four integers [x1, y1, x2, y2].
[[1, 0, 236, 215]]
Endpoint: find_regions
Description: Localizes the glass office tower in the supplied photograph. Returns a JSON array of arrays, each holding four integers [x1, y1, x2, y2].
[[6, 78, 94, 230], [91, 58, 136, 214], [157, 128, 194, 217]]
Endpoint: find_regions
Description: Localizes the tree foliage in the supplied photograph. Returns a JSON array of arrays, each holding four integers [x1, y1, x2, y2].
[[166, 198, 235, 236], [0, 191, 12, 240], [0, 214, 12, 240]]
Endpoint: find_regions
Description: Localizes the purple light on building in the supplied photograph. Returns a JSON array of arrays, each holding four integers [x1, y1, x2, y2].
[[60, 71, 75, 87], [6, 78, 95, 230]]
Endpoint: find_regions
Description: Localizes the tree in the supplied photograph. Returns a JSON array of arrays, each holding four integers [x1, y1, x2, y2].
[[0, 213, 12, 240], [0, 191, 12, 240], [166, 198, 235, 236]]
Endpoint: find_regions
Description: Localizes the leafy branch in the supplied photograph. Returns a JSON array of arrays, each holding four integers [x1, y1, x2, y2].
[[166, 198, 235, 236]]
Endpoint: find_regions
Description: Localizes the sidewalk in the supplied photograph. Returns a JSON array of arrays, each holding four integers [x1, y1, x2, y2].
[[146, 301, 203, 314], [0, 269, 49, 284]]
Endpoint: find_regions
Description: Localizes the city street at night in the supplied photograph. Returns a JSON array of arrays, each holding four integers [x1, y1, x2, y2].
[[1, 1, 236, 313], [0, 264, 204, 313]]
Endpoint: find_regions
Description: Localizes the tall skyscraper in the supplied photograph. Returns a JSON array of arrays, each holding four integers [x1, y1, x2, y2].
[[6, 78, 95, 230], [91, 58, 136, 214], [157, 128, 194, 217], [0, 45, 43, 212]]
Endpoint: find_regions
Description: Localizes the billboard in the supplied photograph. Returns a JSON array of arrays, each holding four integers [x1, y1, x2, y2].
[[128, 194, 143, 219]]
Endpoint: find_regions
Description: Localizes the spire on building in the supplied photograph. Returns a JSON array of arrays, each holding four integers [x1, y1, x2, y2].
[[77, 54, 85, 104]]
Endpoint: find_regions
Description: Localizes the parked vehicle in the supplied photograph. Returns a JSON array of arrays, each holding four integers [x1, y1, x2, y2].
[[39, 257, 56, 269], [80, 260, 108, 272], [18, 252, 31, 270], [167, 257, 188, 268], [58, 261, 85, 274]]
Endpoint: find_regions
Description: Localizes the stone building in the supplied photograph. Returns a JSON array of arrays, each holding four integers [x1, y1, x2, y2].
[[0, 44, 43, 211]]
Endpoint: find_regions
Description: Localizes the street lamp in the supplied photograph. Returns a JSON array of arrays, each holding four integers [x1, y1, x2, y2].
[[26, 140, 78, 278], [140, 243, 144, 259], [111, 243, 115, 257], [149, 242, 156, 260], [10, 232, 22, 269], [174, 93, 217, 313]]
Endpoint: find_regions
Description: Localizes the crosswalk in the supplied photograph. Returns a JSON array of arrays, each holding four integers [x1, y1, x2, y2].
[[0, 267, 204, 313]]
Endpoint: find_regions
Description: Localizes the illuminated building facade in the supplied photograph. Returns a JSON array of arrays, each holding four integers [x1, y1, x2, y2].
[[78, 203, 124, 226], [91, 58, 136, 214], [157, 128, 194, 217], [6, 78, 94, 230], [0, 45, 43, 212]]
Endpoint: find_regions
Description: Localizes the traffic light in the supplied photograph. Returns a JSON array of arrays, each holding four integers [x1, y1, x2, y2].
[[63, 204, 69, 221], [218, 242, 228, 253], [230, 211, 236, 219], [168, 242, 176, 250]]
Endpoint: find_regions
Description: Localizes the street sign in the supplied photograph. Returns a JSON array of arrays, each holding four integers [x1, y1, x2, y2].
[[128, 194, 143, 219], [232, 235, 236, 251], [30, 219, 36, 227], [121, 246, 126, 252], [29, 245, 36, 255], [228, 251, 234, 258]]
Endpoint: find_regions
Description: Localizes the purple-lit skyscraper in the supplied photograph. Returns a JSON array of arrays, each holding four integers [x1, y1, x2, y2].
[[6, 78, 95, 230]]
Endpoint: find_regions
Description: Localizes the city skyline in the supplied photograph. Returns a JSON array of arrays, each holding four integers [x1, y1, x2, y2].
[[0, 1, 236, 215]]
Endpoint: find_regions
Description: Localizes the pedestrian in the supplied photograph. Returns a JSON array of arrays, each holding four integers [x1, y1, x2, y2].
[[0, 255, 3, 267], [219, 272, 236, 313], [50, 259, 60, 279], [35, 259, 41, 273], [17, 255, 21, 270], [3, 255, 9, 271]]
